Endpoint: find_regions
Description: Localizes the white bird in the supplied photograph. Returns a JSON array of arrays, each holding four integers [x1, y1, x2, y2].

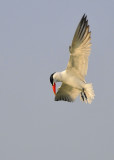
[[50, 14, 95, 104]]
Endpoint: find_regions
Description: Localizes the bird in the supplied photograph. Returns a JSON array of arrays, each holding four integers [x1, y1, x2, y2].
[[50, 14, 95, 104]]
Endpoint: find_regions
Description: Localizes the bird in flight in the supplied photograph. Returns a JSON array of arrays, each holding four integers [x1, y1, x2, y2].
[[50, 14, 95, 104]]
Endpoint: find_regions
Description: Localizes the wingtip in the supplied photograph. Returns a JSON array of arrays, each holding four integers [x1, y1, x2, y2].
[[82, 14, 85, 20], [81, 14, 88, 24], [83, 13, 86, 18]]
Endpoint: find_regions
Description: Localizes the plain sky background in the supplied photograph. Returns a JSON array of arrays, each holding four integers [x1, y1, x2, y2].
[[0, 0, 114, 160]]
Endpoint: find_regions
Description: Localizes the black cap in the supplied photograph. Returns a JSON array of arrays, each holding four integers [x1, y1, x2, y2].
[[50, 72, 55, 85]]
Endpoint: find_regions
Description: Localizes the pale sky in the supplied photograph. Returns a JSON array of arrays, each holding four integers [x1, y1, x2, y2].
[[0, 0, 114, 160]]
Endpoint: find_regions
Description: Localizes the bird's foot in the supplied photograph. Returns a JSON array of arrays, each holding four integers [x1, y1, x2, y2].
[[81, 88, 87, 102]]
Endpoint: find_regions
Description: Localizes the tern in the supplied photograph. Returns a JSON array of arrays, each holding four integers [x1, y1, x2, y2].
[[50, 14, 95, 104]]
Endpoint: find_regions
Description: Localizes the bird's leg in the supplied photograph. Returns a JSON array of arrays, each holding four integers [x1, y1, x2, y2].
[[81, 92, 84, 101], [84, 91, 87, 100], [81, 88, 87, 102]]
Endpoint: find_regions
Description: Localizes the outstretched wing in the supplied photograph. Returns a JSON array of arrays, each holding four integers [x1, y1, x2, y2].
[[55, 83, 80, 102], [67, 14, 91, 81]]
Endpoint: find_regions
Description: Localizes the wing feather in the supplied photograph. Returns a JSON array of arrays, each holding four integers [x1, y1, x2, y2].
[[55, 83, 80, 102], [67, 14, 91, 80]]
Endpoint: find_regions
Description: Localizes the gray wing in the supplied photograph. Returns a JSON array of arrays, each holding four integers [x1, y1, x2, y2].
[[55, 83, 80, 102], [67, 14, 91, 81]]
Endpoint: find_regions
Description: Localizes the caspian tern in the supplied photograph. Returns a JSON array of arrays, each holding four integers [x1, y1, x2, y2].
[[50, 14, 95, 104]]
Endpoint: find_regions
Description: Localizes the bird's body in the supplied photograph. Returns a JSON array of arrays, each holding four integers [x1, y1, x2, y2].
[[50, 14, 95, 104], [53, 71, 85, 90]]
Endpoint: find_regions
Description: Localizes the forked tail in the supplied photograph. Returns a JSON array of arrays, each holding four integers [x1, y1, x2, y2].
[[80, 83, 95, 104]]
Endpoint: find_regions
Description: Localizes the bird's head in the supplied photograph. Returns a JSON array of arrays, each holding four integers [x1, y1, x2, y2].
[[50, 72, 56, 95]]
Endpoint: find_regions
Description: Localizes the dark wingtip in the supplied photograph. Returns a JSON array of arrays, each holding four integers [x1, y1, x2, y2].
[[55, 95, 73, 102], [83, 13, 87, 17], [80, 14, 88, 24], [82, 14, 88, 20], [82, 14, 85, 20]]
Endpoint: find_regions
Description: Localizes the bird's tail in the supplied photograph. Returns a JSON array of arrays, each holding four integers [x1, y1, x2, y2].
[[80, 83, 95, 104]]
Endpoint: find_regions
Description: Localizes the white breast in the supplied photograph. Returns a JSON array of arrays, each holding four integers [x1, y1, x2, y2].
[[55, 70, 85, 90]]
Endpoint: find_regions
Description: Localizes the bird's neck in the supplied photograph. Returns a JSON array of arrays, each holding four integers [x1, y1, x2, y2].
[[53, 71, 65, 82]]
